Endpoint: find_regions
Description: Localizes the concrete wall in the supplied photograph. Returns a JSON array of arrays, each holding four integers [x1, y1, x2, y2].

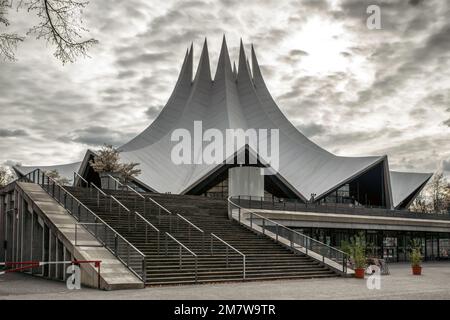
[[229, 167, 264, 198]]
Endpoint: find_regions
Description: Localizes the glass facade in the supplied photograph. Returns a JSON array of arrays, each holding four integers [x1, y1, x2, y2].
[[320, 184, 353, 204], [293, 227, 450, 262]]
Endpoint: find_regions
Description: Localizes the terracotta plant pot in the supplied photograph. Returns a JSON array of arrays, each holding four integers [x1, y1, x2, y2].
[[354, 268, 365, 279], [412, 266, 422, 275]]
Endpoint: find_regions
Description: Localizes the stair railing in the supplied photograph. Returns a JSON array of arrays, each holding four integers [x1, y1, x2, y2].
[[210, 233, 246, 280], [73, 172, 89, 188], [106, 174, 205, 253], [21, 169, 147, 283], [165, 232, 198, 283], [93, 189, 161, 253], [106, 174, 145, 212], [228, 196, 349, 275]]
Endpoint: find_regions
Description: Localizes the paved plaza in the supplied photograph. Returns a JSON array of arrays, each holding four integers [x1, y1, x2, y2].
[[1, 262, 449, 300]]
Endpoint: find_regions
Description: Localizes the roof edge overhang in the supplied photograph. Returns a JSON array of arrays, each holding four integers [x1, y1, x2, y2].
[[394, 172, 433, 209], [316, 155, 394, 208]]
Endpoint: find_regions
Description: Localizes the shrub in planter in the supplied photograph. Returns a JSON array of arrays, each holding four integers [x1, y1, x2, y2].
[[342, 232, 367, 279], [410, 240, 423, 276]]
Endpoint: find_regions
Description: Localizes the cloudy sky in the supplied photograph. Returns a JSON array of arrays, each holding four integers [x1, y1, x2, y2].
[[0, 0, 449, 175]]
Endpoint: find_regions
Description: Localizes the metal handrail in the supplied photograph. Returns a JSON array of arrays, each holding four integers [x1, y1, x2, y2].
[[211, 233, 245, 257], [22, 169, 147, 282], [96, 188, 161, 251], [228, 196, 349, 274], [106, 175, 205, 250], [107, 174, 145, 199], [135, 211, 160, 233], [107, 174, 205, 235], [110, 195, 130, 212], [73, 172, 89, 187], [234, 194, 450, 221], [165, 232, 197, 257], [91, 182, 107, 196], [211, 233, 246, 280], [165, 232, 198, 282], [112, 177, 205, 235]]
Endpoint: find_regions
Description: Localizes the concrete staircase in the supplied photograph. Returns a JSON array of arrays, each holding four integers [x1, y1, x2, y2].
[[65, 187, 337, 285]]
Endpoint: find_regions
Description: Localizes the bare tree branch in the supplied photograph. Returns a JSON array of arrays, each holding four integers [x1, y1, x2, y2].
[[0, 0, 97, 63], [0, 33, 24, 61]]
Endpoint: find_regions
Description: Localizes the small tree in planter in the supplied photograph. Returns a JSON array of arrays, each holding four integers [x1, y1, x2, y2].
[[342, 232, 367, 279], [89, 145, 141, 189], [410, 240, 423, 276], [119, 162, 141, 186], [45, 170, 70, 186]]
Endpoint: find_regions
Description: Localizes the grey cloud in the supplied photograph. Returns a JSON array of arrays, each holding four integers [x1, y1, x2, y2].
[[296, 123, 327, 138], [116, 52, 172, 68], [145, 106, 163, 119], [117, 70, 137, 79], [64, 126, 137, 147], [0, 129, 29, 137]]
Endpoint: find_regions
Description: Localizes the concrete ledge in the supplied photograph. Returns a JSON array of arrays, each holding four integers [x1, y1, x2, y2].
[[249, 208, 450, 233]]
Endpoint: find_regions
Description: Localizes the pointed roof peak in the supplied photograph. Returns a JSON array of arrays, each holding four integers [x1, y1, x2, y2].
[[193, 37, 212, 83], [251, 43, 263, 84], [214, 33, 233, 81], [238, 39, 252, 82]]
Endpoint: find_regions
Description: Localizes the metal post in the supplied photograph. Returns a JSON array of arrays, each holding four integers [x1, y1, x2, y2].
[[226, 247, 229, 267], [210, 236, 213, 256], [243, 256, 246, 280], [165, 234, 168, 255], [145, 225, 148, 243], [142, 258, 147, 283], [195, 257, 198, 283], [262, 218, 265, 235]]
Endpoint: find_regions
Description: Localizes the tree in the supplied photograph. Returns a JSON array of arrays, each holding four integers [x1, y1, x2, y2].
[[89, 144, 122, 173], [0, 0, 97, 63], [45, 169, 70, 185], [410, 193, 431, 214], [119, 162, 141, 184], [0, 165, 14, 187], [429, 172, 449, 214], [89, 144, 141, 186], [410, 171, 450, 214]]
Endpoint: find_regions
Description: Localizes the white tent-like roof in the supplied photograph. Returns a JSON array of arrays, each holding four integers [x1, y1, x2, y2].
[[14, 37, 432, 209]]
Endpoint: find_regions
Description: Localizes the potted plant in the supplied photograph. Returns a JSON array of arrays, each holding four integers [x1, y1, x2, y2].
[[342, 232, 367, 279], [89, 145, 141, 190], [410, 240, 423, 275]]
